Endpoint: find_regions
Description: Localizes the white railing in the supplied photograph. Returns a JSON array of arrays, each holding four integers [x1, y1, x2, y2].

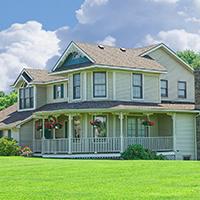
[[33, 136, 173, 154], [43, 139, 69, 154], [33, 139, 42, 153], [123, 137, 173, 151]]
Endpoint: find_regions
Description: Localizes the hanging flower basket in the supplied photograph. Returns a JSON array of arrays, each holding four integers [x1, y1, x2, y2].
[[142, 120, 155, 126]]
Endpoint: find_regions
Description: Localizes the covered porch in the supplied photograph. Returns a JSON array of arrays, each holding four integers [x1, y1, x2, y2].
[[32, 111, 175, 155]]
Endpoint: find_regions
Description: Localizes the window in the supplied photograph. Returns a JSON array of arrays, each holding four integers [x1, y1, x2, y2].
[[19, 87, 34, 109], [93, 72, 106, 98], [160, 79, 168, 97], [8, 130, 11, 139], [178, 81, 187, 98], [73, 74, 80, 99], [127, 117, 145, 137], [93, 115, 107, 137], [53, 84, 64, 99], [0, 130, 3, 138], [133, 74, 143, 99]]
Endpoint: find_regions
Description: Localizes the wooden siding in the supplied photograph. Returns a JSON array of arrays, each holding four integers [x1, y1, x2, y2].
[[46, 82, 68, 104], [175, 113, 196, 160], [148, 48, 195, 102], [36, 86, 47, 108], [19, 120, 33, 148]]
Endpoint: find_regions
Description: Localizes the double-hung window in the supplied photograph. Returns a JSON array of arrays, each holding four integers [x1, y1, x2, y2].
[[19, 87, 34, 109], [73, 74, 80, 99], [133, 74, 143, 99], [93, 72, 106, 98], [178, 81, 187, 98], [160, 79, 168, 97], [53, 84, 64, 99]]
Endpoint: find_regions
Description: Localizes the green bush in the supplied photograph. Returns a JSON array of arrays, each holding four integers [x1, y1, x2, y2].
[[121, 144, 165, 160], [0, 137, 21, 156]]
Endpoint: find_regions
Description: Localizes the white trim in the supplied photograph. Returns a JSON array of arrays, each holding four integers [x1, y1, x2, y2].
[[50, 64, 166, 76], [30, 78, 68, 85], [113, 72, 116, 100], [12, 68, 33, 88], [113, 115, 116, 137], [71, 72, 82, 102], [172, 113, 176, 157], [91, 71, 109, 100], [140, 43, 194, 73], [52, 41, 95, 72], [18, 85, 36, 112], [83, 72, 87, 101]]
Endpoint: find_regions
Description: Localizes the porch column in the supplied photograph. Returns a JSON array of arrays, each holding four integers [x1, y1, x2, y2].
[[172, 113, 176, 155], [32, 119, 35, 153], [119, 112, 124, 153], [68, 114, 72, 154], [41, 118, 45, 155]]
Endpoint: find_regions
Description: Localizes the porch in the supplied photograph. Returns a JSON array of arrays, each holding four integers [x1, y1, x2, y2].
[[32, 112, 175, 155]]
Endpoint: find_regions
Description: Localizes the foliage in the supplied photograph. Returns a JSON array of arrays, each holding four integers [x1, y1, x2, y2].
[[177, 50, 200, 69], [0, 90, 17, 111], [121, 144, 165, 160], [0, 137, 20, 156], [20, 146, 32, 157]]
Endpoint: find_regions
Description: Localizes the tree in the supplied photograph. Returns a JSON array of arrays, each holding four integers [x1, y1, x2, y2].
[[177, 50, 200, 69], [0, 91, 17, 111]]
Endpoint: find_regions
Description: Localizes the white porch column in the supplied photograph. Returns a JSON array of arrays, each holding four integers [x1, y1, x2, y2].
[[68, 114, 72, 154], [32, 119, 35, 152], [172, 113, 176, 155], [41, 118, 45, 154], [119, 112, 124, 153]]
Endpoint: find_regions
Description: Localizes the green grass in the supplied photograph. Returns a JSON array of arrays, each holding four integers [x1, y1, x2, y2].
[[0, 157, 200, 200]]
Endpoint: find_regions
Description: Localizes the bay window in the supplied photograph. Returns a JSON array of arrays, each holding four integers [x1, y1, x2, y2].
[[19, 87, 34, 109]]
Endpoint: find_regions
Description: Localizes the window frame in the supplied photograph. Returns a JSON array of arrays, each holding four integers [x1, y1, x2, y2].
[[73, 73, 81, 99], [53, 84, 64, 99], [160, 79, 168, 97], [19, 86, 34, 110], [132, 73, 143, 99], [178, 81, 187, 98], [93, 72, 107, 98]]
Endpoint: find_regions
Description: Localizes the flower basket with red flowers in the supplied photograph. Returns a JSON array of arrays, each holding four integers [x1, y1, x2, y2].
[[20, 146, 32, 157]]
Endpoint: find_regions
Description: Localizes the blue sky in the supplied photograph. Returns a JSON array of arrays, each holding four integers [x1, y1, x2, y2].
[[1, 0, 200, 91]]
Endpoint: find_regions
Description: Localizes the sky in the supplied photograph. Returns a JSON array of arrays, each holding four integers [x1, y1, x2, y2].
[[1, 0, 200, 91]]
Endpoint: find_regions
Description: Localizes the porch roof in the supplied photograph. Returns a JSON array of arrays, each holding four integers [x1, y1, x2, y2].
[[34, 101, 198, 115]]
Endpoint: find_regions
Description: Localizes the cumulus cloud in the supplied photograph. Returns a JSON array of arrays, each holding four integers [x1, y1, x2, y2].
[[0, 21, 60, 91], [76, 0, 109, 24], [97, 35, 116, 46], [143, 29, 200, 51]]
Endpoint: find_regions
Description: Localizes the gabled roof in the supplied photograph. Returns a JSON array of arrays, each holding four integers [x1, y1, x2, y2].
[[12, 68, 67, 87], [52, 41, 166, 73], [140, 43, 194, 73]]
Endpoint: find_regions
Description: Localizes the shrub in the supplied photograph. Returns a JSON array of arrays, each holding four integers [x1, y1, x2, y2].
[[20, 146, 32, 157], [0, 137, 21, 156], [121, 144, 165, 160]]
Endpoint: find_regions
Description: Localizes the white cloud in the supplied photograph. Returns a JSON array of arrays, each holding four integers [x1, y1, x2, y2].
[[143, 29, 200, 51], [149, 0, 179, 3], [185, 16, 200, 24], [97, 35, 116, 46], [193, 0, 200, 10], [0, 21, 60, 91], [76, 0, 109, 24]]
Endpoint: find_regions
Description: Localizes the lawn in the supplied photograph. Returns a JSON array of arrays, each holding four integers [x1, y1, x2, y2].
[[0, 157, 200, 200]]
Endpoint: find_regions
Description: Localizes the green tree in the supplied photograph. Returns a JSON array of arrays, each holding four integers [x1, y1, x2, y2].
[[177, 50, 200, 69], [0, 91, 17, 111]]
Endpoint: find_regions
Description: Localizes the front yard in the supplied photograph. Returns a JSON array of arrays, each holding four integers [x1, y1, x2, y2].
[[0, 157, 200, 200]]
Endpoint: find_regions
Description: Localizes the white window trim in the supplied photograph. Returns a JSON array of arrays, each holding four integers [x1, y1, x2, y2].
[[18, 85, 36, 112], [91, 71, 109, 100], [131, 73, 144, 101], [72, 72, 82, 102]]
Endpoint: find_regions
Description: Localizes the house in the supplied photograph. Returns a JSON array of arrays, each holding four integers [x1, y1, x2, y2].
[[0, 41, 198, 159]]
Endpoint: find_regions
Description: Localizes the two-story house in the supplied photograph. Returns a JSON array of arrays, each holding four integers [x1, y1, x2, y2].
[[0, 41, 198, 159]]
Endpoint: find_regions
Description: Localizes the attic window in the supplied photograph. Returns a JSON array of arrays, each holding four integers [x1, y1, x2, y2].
[[120, 47, 126, 52], [98, 44, 104, 49]]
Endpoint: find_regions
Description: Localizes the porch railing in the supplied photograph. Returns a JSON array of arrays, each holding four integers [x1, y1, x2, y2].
[[33, 136, 173, 154]]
